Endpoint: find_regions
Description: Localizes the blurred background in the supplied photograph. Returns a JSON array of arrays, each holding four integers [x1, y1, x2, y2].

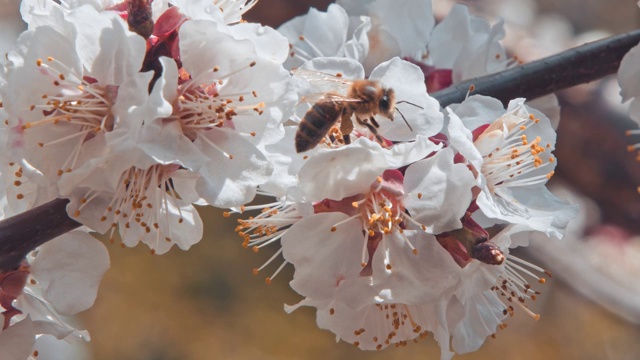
[[46, 0, 640, 359]]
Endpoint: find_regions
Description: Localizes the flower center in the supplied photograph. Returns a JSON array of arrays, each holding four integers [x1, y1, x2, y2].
[[328, 173, 424, 270], [174, 62, 264, 128], [13, 57, 117, 176], [71, 163, 183, 253], [169, 61, 265, 157], [479, 113, 555, 192]]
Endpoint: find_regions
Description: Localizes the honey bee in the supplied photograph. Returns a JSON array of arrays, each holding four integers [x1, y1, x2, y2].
[[293, 69, 417, 153]]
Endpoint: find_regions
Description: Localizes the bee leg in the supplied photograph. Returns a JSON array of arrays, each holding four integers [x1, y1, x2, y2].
[[355, 115, 384, 145], [340, 108, 354, 145], [369, 116, 380, 128]]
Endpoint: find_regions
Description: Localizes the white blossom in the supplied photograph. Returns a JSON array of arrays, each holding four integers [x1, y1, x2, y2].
[[144, 18, 296, 208], [426, 4, 508, 83], [284, 226, 549, 359], [446, 96, 578, 241], [337, 0, 435, 74], [2, 5, 146, 188], [277, 4, 370, 70]]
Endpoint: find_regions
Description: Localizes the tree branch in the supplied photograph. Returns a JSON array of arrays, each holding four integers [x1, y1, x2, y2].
[[0, 198, 80, 272], [431, 29, 640, 107]]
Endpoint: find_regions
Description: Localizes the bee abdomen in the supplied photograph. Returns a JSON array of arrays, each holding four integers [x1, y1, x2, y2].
[[295, 102, 343, 153]]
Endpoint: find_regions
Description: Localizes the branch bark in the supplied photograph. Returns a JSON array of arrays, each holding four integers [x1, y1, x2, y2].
[[0, 198, 80, 272], [431, 29, 640, 107]]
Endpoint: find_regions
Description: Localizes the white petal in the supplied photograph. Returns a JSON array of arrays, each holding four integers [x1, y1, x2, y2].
[[367, 0, 434, 56], [0, 317, 37, 360], [429, 4, 476, 69], [369, 58, 444, 140], [481, 186, 579, 239], [119, 194, 203, 254], [383, 134, 442, 169], [66, 6, 146, 85], [343, 15, 371, 63], [278, 4, 350, 69], [259, 126, 305, 198], [296, 138, 387, 202], [403, 148, 475, 233], [282, 212, 366, 302], [229, 23, 290, 64], [445, 109, 483, 171], [525, 94, 561, 130], [170, 0, 224, 23], [619, 42, 640, 102], [194, 127, 272, 207], [451, 291, 506, 354], [30, 231, 110, 315], [179, 19, 254, 81], [376, 232, 460, 304], [2, 27, 82, 118], [447, 95, 506, 132]]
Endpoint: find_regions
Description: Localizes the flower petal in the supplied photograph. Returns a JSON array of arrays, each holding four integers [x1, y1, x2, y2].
[[30, 231, 110, 315]]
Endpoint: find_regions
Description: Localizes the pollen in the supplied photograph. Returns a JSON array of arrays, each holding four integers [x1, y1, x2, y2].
[[481, 113, 556, 193]]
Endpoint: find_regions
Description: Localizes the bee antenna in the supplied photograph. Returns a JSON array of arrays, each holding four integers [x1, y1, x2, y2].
[[395, 107, 413, 132], [396, 100, 423, 109]]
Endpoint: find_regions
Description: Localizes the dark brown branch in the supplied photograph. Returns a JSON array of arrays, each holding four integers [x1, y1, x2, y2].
[[432, 29, 640, 107], [0, 198, 80, 272]]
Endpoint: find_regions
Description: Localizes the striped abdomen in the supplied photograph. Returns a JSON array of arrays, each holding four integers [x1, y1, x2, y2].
[[295, 101, 343, 153]]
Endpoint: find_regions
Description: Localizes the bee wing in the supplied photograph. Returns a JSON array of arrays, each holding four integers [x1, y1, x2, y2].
[[292, 69, 354, 94], [298, 93, 364, 104]]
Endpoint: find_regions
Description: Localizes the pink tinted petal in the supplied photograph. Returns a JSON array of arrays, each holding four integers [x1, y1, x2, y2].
[[153, 5, 188, 36]]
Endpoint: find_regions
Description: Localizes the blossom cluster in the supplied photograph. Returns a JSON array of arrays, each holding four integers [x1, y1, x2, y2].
[[0, 0, 581, 359]]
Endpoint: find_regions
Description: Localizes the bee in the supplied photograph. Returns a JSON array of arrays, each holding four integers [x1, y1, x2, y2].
[[293, 70, 417, 153]]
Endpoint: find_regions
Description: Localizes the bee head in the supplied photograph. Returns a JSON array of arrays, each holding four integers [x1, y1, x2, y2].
[[379, 88, 396, 119]]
